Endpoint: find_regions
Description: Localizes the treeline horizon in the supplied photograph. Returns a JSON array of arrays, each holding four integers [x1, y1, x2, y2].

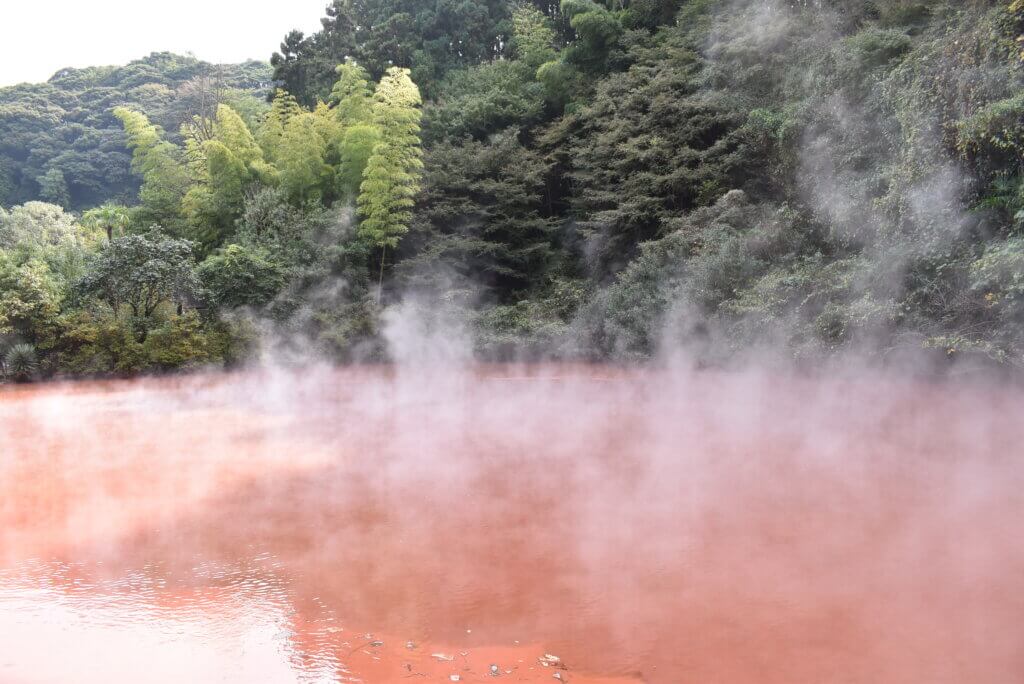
[[2, 0, 1024, 381]]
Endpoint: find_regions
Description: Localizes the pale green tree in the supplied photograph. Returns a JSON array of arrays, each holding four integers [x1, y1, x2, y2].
[[512, 5, 558, 71], [182, 105, 274, 248], [357, 67, 424, 295], [326, 60, 381, 202], [211, 105, 264, 168], [0, 202, 82, 251], [113, 107, 190, 231], [312, 100, 345, 156], [338, 124, 382, 202], [257, 90, 303, 164], [0, 202, 102, 287], [330, 60, 375, 126], [277, 112, 332, 204], [0, 254, 62, 344]]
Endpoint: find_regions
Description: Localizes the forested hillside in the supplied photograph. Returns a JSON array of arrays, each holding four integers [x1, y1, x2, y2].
[[2, 0, 1024, 381], [0, 53, 271, 209]]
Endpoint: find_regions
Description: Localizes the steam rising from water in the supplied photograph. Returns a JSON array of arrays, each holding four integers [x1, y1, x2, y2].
[[2, 364, 1023, 682]]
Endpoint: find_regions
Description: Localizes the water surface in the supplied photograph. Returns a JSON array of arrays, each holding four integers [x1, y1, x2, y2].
[[1, 365, 1022, 682]]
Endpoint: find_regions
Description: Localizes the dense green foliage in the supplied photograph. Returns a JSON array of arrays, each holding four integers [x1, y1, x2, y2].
[[0, 53, 271, 210], [4, 0, 1024, 381]]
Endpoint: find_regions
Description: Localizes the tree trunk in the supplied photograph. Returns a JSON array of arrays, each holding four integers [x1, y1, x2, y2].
[[378, 245, 387, 306]]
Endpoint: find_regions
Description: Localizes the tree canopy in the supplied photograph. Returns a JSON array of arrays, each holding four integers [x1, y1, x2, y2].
[[0, 53, 271, 211], [6, 0, 1024, 380]]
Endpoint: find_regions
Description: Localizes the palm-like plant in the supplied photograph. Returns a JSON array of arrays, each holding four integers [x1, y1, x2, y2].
[[4, 343, 38, 382], [82, 203, 131, 242]]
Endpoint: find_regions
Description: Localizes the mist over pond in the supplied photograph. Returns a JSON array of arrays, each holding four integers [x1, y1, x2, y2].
[[4, 1, 1024, 682], [2, 364, 1022, 683]]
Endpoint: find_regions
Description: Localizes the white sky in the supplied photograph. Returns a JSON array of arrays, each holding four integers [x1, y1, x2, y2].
[[0, 0, 330, 87]]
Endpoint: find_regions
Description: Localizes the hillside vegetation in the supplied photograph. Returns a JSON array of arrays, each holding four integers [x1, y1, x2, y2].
[[2, 0, 1024, 380], [0, 53, 271, 210]]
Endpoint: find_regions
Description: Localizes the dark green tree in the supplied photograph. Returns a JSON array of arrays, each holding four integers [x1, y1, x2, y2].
[[76, 230, 199, 335], [402, 129, 558, 298], [36, 169, 70, 208], [197, 244, 287, 309]]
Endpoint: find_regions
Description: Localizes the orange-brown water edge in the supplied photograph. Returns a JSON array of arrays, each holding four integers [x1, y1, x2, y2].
[[1, 364, 1023, 683]]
